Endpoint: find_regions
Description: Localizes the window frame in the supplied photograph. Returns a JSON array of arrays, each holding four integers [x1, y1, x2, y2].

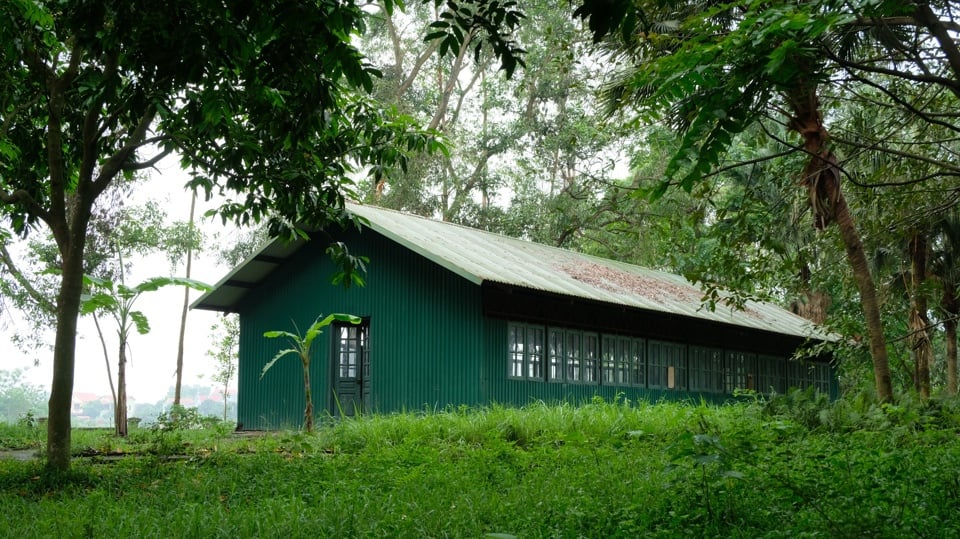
[[507, 322, 546, 381], [689, 346, 724, 393], [648, 340, 687, 390], [506, 321, 820, 397]]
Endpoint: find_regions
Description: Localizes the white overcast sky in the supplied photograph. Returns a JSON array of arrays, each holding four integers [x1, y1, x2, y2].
[[1, 156, 243, 404]]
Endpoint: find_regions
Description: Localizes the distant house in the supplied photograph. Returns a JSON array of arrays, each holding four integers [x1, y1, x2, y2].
[[193, 204, 835, 430]]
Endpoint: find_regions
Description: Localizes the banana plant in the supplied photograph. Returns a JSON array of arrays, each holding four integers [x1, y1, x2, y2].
[[81, 275, 212, 437], [262, 313, 361, 432]]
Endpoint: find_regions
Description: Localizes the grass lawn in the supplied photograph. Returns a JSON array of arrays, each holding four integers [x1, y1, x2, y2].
[[2, 394, 959, 538]]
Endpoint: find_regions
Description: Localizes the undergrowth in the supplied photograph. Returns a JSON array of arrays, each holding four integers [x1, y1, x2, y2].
[[1, 395, 959, 537]]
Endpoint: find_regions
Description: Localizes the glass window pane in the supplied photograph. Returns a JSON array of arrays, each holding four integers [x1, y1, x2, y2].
[[508, 325, 524, 378], [583, 334, 598, 384], [548, 329, 564, 382], [566, 332, 581, 382], [527, 327, 544, 380]]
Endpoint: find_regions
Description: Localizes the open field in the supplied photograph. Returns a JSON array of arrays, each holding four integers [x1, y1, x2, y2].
[[2, 394, 959, 538]]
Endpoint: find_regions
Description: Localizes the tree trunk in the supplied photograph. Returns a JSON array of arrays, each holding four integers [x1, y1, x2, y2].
[[174, 192, 197, 406], [788, 85, 894, 402], [92, 312, 118, 412], [834, 190, 894, 401], [47, 254, 84, 470], [115, 340, 128, 437], [302, 358, 314, 432], [943, 282, 958, 396], [908, 231, 932, 399], [791, 262, 831, 324]]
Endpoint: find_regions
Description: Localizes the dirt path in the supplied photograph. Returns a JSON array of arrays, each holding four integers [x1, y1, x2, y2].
[[0, 449, 39, 461]]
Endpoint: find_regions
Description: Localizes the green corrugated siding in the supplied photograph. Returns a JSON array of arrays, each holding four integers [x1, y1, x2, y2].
[[237, 228, 484, 429]]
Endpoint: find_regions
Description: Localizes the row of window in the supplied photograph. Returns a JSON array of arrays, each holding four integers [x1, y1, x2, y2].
[[507, 323, 831, 395]]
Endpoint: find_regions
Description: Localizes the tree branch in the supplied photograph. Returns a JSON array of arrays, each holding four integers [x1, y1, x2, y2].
[[0, 188, 51, 225], [911, 1, 960, 97], [91, 107, 158, 197], [399, 40, 441, 96], [824, 45, 960, 94], [836, 72, 960, 135], [80, 52, 119, 188], [122, 147, 173, 172], [833, 134, 960, 176], [0, 242, 56, 315]]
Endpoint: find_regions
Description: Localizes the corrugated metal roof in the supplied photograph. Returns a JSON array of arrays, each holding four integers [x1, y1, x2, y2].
[[193, 203, 829, 340]]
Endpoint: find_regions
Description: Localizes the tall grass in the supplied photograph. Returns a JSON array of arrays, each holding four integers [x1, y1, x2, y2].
[[1, 395, 959, 537]]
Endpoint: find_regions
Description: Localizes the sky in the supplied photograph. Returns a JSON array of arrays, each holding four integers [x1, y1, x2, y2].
[[1, 157, 245, 404]]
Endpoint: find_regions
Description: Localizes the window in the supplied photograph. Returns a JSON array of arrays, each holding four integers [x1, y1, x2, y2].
[[548, 329, 564, 382], [336, 325, 364, 379], [506, 321, 819, 398], [649, 340, 686, 390], [602, 336, 644, 387], [689, 346, 724, 393], [601, 336, 620, 385], [756, 355, 786, 395], [812, 362, 832, 394], [526, 326, 545, 379], [725, 351, 756, 392], [507, 323, 545, 381], [582, 333, 599, 384], [785, 360, 805, 390], [630, 339, 646, 386], [509, 325, 524, 379], [565, 332, 581, 382]]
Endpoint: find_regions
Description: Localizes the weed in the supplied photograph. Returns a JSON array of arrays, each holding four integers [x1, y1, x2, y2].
[[0, 400, 958, 537]]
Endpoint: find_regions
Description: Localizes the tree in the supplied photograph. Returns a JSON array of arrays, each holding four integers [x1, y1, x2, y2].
[[0, 369, 47, 424], [81, 275, 211, 436], [564, 0, 960, 402], [0, 0, 523, 470], [161, 193, 204, 407], [262, 314, 360, 432], [207, 314, 239, 422], [358, 0, 632, 235]]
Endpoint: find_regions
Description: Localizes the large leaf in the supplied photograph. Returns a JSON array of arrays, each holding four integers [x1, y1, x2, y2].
[[130, 310, 150, 335], [303, 313, 361, 349], [260, 349, 300, 379], [134, 276, 213, 294], [79, 292, 119, 315], [263, 330, 299, 340]]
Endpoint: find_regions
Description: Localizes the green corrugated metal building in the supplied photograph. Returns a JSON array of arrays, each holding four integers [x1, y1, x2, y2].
[[193, 203, 836, 430]]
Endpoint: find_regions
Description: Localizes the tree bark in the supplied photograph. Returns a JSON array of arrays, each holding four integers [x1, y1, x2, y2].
[[302, 357, 313, 432], [787, 84, 894, 402], [943, 282, 958, 396], [47, 247, 84, 470], [908, 231, 932, 399], [791, 262, 831, 324], [834, 193, 894, 401], [115, 340, 128, 437], [174, 192, 197, 406]]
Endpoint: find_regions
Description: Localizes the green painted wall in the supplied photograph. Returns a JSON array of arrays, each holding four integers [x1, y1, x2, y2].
[[236, 228, 484, 430]]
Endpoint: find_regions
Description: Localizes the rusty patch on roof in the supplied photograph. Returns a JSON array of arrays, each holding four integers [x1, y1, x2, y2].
[[557, 260, 701, 305]]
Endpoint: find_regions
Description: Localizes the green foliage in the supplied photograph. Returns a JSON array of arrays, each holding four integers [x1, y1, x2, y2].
[[2, 400, 960, 535], [81, 275, 212, 335], [424, 0, 527, 77], [207, 315, 239, 422], [151, 406, 213, 432], [261, 314, 362, 379], [262, 313, 361, 432], [0, 370, 47, 424]]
